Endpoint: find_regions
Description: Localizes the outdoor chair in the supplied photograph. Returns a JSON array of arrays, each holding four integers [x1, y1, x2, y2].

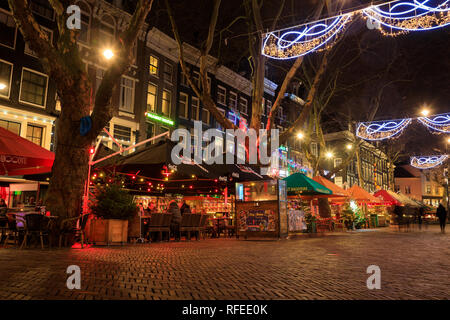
[[316, 219, 333, 232], [216, 218, 226, 238], [160, 214, 172, 241], [20, 214, 50, 249], [0, 216, 8, 243], [2, 214, 20, 247], [179, 214, 193, 241], [198, 215, 209, 239], [225, 219, 235, 238], [59, 214, 90, 248], [146, 214, 164, 242], [189, 214, 202, 240]]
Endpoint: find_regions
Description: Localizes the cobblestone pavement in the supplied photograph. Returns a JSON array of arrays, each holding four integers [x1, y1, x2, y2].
[[0, 225, 449, 300]]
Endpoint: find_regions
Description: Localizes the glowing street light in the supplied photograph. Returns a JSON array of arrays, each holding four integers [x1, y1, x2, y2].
[[420, 108, 430, 117], [346, 144, 353, 150], [325, 151, 333, 159], [0, 83, 7, 90], [447, 137, 450, 144], [297, 132, 304, 140], [103, 49, 114, 60]]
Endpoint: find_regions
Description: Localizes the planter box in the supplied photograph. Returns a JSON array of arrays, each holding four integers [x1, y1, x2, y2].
[[88, 219, 128, 245]]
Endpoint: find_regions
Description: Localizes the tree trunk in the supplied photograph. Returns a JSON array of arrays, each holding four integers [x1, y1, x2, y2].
[[45, 101, 91, 220], [355, 145, 364, 187], [318, 197, 332, 218]]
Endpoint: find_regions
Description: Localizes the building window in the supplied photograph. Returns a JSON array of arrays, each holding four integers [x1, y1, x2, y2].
[[217, 86, 226, 105], [405, 186, 411, 194], [113, 124, 131, 143], [193, 71, 200, 88], [426, 185, 431, 194], [0, 119, 21, 135], [310, 142, 318, 157], [25, 27, 53, 57], [163, 62, 173, 84], [162, 90, 171, 116], [26, 124, 43, 146], [20, 69, 48, 107], [191, 97, 199, 121], [435, 186, 440, 195], [239, 97, 248, 114], [55, 93, 61, 111], [149, 55, 158, 77], [395, 185, 400, 192], [202, 108, 210, 125], [179, 93, 188, 119], [146, 122, 155, 146], [31, 0, 54, 20], [229, 91, 237, 110], [99, 15, 115, 45], [0, 11, 16, 49], [95, 68, 105, 93], [334, 158, 342, 168], [0, 60, 13, 98], [119, 77, 135, 113], [277, 106, 283, 119], [266, 100, 272, 116], [147, 83, 157, 112], [76, 1, 91, 44]]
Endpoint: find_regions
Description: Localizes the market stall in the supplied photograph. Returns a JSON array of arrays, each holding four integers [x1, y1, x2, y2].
[[235, 179, 287, 240], [347, 185, 385, 227]]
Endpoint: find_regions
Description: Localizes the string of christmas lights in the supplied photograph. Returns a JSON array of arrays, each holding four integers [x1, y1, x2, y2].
[[363, 0, 450, 36], [417, 112, 450, 133], [410, 154, 449, 169], [356, 112, 450, 141], [356, 118, 412, 141], [262, 0, 450, 59]]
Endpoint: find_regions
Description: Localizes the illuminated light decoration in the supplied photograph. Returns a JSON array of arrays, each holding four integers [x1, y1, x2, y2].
[[145, 112, 175, 126], [262, 13, 353, 60], [356, 118, 412, 140], [362, 0, 450, 37], [410, 155, 449, 169], [417, 112, 450, 133]]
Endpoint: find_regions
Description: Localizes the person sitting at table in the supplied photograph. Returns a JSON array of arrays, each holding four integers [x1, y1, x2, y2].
[[148, 201, 157, 213], [168, 200, 181, 241]]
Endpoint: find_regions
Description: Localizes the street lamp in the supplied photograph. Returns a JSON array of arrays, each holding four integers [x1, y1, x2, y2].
[[0, 83, 6, 90], [296, 132, 304, 140], [420, 108, 430, 117], [325, 151, 333, 159], [103, 49, 114, 60], [346, 143, 353, 150]]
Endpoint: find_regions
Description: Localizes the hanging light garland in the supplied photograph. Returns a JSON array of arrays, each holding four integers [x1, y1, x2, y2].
[[417, 112, 450, 133], [262, 14, 353, 60], [363, 0, 450, 36], [410, 155, 449, 169], [262, 0, 450, 59], [357, 112, 450, 140], [356, 118, 412, 140]]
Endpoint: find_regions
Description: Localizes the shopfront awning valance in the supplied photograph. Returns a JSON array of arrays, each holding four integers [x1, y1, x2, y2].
[[0, 127, 54, 176], [283, 173, 332, 195]]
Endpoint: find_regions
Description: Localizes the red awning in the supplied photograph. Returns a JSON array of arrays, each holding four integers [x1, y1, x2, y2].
[[313, 176, 349, 197], [374, 189, 402, 206], [347, 185, 381, 204], [0, 127, 54, 176]]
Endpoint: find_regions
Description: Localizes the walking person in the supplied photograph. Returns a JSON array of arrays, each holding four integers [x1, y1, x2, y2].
[[436, 203, 447, 234], [393, 205, 403, 232], [417, 206, 424, 230], [169, 200, 181, 241]]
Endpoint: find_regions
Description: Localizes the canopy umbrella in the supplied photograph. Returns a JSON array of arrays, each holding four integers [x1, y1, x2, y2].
[[347, 185, 381, 204], [374, 189, 402, 206], [283, 173, 332, 196], [313, 176, 349, 197], [395, 192, 421, 208], [0, 127, 54, 176]]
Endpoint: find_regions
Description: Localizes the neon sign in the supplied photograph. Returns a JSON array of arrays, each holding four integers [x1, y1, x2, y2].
[[410, 155, 449, 169], [145, 112, 175, 126]]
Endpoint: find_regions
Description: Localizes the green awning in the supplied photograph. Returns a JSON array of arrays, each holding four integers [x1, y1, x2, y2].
[[283, 173, 332, 195]]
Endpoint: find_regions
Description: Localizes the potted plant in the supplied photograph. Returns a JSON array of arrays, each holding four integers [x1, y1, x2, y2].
[[89, 185, 137, 245]]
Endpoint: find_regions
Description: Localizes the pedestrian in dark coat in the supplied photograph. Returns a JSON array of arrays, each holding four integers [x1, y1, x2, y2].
[[180, 200, 191, 215], [169, 200, 181, 241], [436, 203, 447, 234], [417, 207, 424, 230]]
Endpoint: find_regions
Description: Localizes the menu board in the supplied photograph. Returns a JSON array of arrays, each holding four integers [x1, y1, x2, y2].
[[238, 208, 276, 232]]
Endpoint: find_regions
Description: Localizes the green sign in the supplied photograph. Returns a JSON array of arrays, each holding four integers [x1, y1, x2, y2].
[[145, 112, 175, 126]]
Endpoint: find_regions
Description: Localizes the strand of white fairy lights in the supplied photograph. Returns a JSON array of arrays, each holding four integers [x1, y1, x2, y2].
[[0, 108, 55, 125], [263, 0, 450, 59], [357, 112, 450, 141], [410, 154, 449, 169]]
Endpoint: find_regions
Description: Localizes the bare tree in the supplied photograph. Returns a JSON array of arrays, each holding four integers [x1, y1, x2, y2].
[[8, 0, 154, 221]]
